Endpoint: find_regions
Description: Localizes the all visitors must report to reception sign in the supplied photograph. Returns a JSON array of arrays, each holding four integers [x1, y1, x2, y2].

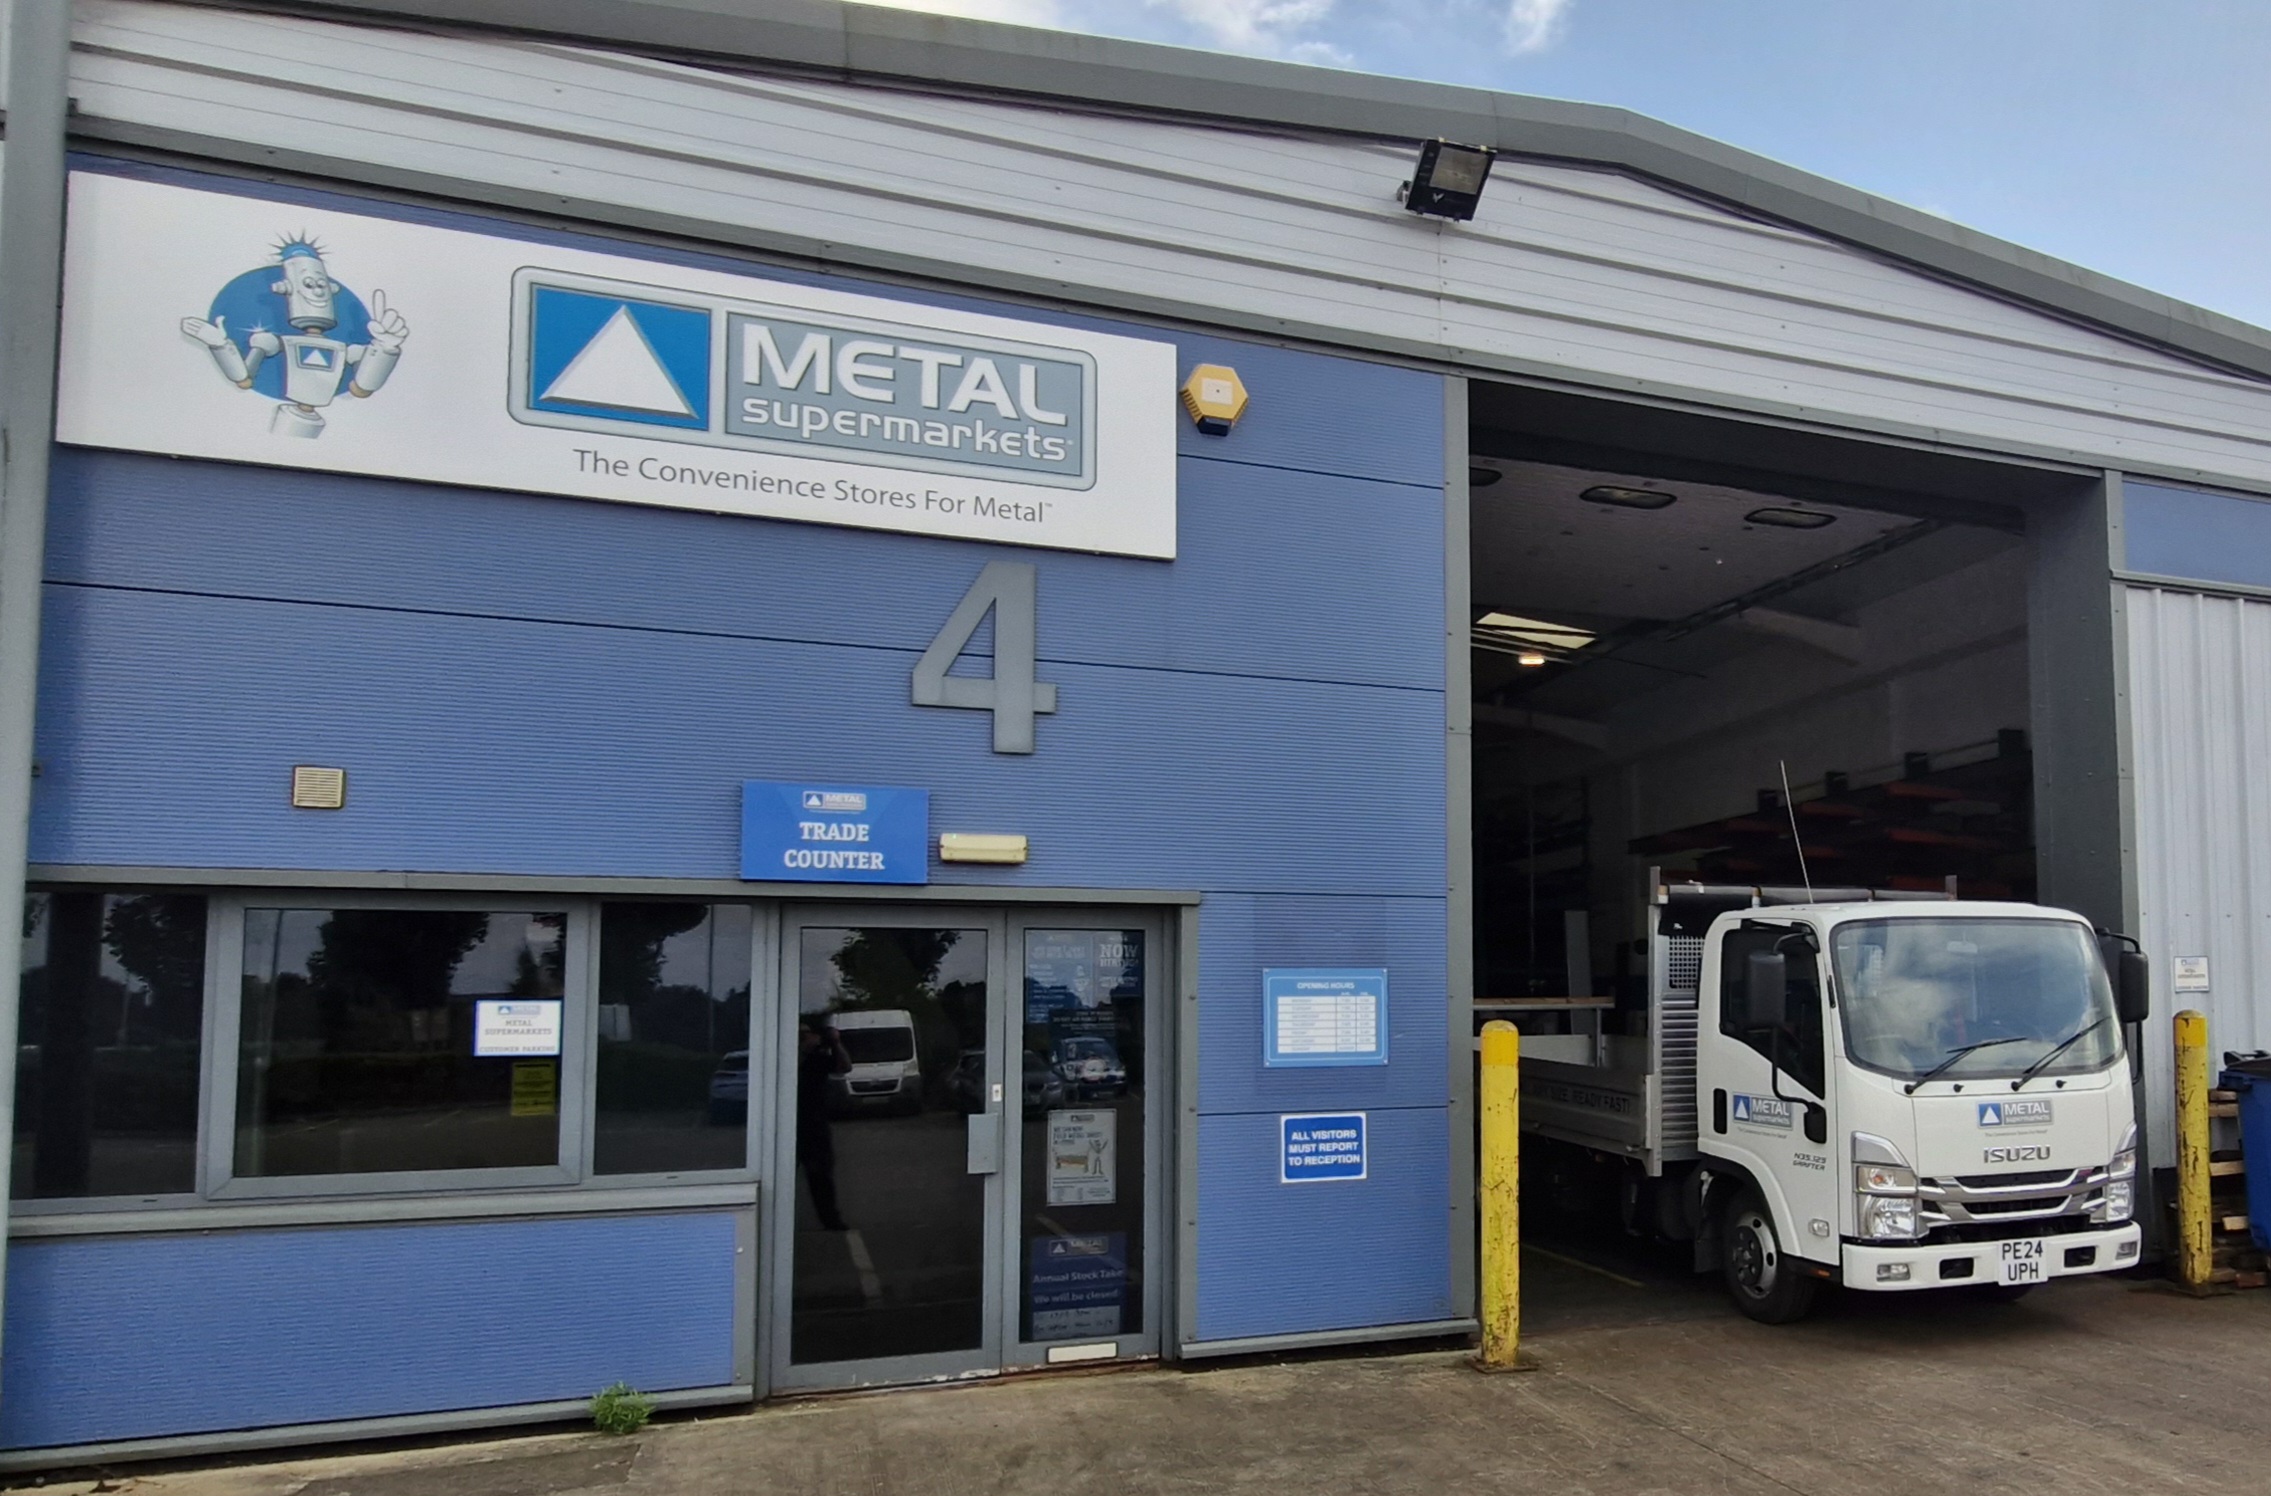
[[741, 781, 929, 884], [1282, 1113, 1367, 1183]]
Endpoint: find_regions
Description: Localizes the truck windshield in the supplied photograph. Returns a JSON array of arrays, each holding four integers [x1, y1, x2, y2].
[[1829, 918, 2120, 1082]]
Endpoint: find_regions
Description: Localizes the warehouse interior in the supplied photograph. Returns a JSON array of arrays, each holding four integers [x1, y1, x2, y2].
[[1465, 381, 2111, 1279], [1466, 382, 2102, 1016]]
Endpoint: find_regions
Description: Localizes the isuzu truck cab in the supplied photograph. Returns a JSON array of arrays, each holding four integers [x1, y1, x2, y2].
[[1522, 878, 2151, 1322]]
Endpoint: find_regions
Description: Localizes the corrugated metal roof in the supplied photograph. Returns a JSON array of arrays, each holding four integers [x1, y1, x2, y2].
[[179, 0, 2271, 384]]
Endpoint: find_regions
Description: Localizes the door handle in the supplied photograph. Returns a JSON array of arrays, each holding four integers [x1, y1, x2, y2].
[[966, 1110, 1002, 1175]]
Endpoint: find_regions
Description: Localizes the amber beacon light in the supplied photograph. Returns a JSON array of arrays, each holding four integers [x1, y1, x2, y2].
[[1181, 364, 1248, 435]]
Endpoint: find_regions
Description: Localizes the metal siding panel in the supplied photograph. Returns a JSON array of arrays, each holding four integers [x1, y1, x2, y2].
[[1196, 894, 1449, 1114], [2123, 480, 2271, 589], [2127, 586, 2271, 1169], [0, 1214, 739, 1450], [44, 446, 1444, 695], [29, 583, 1447, 894], [1193, 1106, 1451, 1342], [65, 3, 2271, 488]]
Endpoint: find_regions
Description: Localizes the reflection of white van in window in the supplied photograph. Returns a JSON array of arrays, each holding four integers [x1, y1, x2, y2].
[[831, 1009, 921, 1115]]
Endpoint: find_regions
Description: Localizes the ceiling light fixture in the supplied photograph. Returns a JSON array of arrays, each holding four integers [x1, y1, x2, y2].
[[1400, 139, 1497, 221], [1580, 485, 1677, 510], [1472, 611, 1596, 663], [1745, 506, 1836, 530]]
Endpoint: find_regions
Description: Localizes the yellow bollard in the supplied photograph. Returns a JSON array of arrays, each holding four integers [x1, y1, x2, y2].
[[1478, 1019, 1521, 1369], [2175, 1009, 2213, 1292]]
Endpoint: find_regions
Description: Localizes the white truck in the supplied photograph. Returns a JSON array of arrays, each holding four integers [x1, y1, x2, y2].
[[1522, 876, 2150, 1321]]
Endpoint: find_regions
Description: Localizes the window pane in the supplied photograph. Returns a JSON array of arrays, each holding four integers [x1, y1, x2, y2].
[[1018, 929, 1145, 1343], [594, 903, 753, 1175], [235, 908, 567, 1178], [13, 890, 207, 1200]]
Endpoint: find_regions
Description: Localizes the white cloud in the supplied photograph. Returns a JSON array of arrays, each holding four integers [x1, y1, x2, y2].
[[1503, 0, 1573, 55], [1136, 0, 1350, 64]]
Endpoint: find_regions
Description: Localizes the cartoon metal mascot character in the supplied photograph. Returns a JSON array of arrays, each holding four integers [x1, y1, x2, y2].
[[179, 236, 408, 438]]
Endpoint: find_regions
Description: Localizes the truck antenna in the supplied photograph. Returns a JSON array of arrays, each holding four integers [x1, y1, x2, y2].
[[1778, 759, 1814, 901]]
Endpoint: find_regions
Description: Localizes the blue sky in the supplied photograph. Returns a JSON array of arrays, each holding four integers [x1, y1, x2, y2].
[[871, 1, 2271, 330]]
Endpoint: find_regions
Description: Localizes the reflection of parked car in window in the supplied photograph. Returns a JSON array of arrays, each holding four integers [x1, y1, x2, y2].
[[1053, 1035, 1126, 1099], [1024, 1049, 1067, 1109], [831, 1009, 922, 1115], [707, 1049, 749, 1125]]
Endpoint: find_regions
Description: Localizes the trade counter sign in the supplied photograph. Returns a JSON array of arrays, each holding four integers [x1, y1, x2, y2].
[[1281, 1113, 1367, 1183], [741, 781, 929, 884], [55, 172, 1180, 557]]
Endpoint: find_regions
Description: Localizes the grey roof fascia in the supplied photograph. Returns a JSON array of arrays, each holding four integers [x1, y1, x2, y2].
[[162, 0, 2271, 384]]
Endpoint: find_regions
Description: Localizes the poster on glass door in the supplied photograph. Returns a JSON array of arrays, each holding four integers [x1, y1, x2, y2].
[[1045, 1108, 1118, 1206]]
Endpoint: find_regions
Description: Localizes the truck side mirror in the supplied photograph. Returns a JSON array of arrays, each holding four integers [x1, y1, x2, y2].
[[2116, 950, 2151, 1025], [1742, 950, 1790, 1032]]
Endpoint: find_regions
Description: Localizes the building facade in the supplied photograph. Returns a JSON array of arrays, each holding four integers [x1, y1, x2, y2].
[[4, 0, 2271, 1467]]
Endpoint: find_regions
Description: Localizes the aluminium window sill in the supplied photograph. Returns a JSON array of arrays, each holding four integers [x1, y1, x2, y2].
[[7, 1179, 759, 1238]]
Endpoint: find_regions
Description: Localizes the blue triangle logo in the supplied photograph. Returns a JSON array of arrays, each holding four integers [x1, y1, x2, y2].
[[1979, 1103, 2001, 1125], [1732, 1095, 1752, 1121]]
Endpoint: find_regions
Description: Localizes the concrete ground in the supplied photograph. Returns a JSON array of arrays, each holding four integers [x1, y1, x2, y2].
[[21, 1247, 2271, 1496]]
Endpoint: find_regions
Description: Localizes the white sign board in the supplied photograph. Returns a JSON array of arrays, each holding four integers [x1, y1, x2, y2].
[[1045, 1109, 1118, 1206], [2174, 956, 2211, 993], [56, 173, 1181, 557], [474, 999, 564, 1057]]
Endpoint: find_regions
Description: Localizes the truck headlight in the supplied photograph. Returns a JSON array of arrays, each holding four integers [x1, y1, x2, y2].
[[1858, 1194, 1920, 1240], [1854, 1144, 1921, 1241], [2097, 1123, 2138, 1224]]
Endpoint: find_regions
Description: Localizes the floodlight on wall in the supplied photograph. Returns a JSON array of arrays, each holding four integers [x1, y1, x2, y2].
[[1745, 506, 1836, 529], [1400, 139, 1497, 221], [1580, 485, 1677, 510]]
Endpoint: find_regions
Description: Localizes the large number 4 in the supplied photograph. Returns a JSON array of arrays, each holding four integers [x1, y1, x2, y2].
[[911, 561, 1059, 754]]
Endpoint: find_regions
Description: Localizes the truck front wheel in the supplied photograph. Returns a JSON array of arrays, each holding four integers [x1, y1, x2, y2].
[[1722, 1189, 1820, 1324]]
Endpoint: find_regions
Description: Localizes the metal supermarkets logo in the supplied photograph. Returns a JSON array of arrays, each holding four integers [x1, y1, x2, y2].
[[1977, 1099, 2054, 1127], [509, 270, 1096, 488]]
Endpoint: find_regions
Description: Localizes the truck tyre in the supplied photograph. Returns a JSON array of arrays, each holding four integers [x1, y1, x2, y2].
[[1722, 1188, 1819, 1324]]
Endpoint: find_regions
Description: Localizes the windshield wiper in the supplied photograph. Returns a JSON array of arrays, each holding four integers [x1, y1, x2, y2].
[[2011, 1015, 2113, 1090], [1903, 1036, 2031, 1094]]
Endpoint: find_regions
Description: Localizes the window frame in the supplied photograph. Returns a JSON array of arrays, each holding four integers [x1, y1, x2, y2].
[[204, 892, 598, 1201], [7, 887, 222, 1217], [578, 897, 771, 1191], [1715, 922, 1828, 1101]]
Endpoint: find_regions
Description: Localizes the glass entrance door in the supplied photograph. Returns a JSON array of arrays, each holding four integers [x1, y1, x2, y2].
[[773, 912, 1004, 1388], [768, 907, 1163, 1390], [1006, 917, 1161, 1365]]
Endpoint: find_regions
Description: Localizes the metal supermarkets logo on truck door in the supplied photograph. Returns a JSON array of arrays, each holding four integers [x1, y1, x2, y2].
[[511, 270, 1097, 491]]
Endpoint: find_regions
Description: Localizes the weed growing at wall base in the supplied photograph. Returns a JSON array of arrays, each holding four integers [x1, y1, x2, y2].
[[591, 1382, 654, 1436]]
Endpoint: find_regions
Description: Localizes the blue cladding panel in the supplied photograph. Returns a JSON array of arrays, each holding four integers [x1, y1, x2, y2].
[[1195, 1107, 1452, 1341], [2123, 480, 2271, 589], [32, 585, 1444, 892], [1199, 894, 1449, 1113], [43, 449, 1443, 694], [0, 1214, 739, 1450]]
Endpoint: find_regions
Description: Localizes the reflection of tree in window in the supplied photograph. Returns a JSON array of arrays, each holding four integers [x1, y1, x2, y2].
[[15, 891, 207, 1200], [302, 910, 490, 1051]]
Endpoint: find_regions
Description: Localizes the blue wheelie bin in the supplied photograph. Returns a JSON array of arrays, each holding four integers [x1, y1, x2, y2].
[[2218, 1053, 2271, 1251]]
